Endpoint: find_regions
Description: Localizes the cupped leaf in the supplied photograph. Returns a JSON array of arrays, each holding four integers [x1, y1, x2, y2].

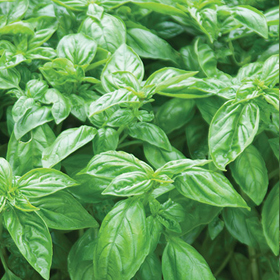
[[30, 191, 98, 230], [128, 122, 172, 151], [79, 13, 126, 52], [103, 171, 153, 197], [230, 145, 268, 205], [174, 167, 249, 209], [162, 237, 215, 280], [101, 44, 144, 92], [209, 100, 260, 170], [3, 206, 52, 280], [42, 126, 97, 168], [18, 168, 77, 198], [57, 33, 97, 65], [262, 184, 279, 256], [79, 150, 153, 179], [93, 198, 150, 280], [231, 5, 268, 38]]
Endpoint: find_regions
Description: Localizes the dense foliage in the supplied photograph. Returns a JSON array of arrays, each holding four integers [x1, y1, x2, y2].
[[0, 0, 279, 279]]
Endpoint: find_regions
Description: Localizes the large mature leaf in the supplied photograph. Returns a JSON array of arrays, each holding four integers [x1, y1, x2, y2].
[[79, 13, 126, 52], [230, 145, 268, 205], [0, 157, 13, 194], [3, 207, 52, 280], [30, 191, 98, 230], [93, 198, 150, 280], [174, 167, 249, 209], [127, 28, 178, 63], [0, 68, 20, 89], [128, 122, 172, 151], [57, 33, 97, 65], [162, 237, 215, 280], [14, 106, 53, 140], [262, 184, 279, 256], [231, 5, 268, 38], [209, 100, 260, 170], [18, 168, 77, 198], [101, 44, 144, 92], [42, 126, 97, 168], [261, 54, 279, 86], [79, 150, 153, 179]]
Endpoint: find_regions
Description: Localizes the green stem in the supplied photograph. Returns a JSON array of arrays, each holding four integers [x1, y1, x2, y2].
[[118, 140, 142, 149], [214, 250, 234, 277], [249, 247, 259, 280], [118, 132, 128, 145]]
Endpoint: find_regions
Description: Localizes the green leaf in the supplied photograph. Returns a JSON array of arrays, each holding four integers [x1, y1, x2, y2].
[[2, 269, 22, 280], [43, 88, 71, 125], [136, 253, 162, 280], [174, 167, 249, 209], [103, 171, 153, 197], [14, 106, 53, 140], [229, 253, 250, 280], [209, 100, 260, 170], [155, 158, 211, 178], [42, 126, 97, 168], [93, 198, 149, 280], [3, 206, 52, 280], [262, 184, 279, 256], [143, 143, 185, 169], [162, 237, 215, 280], [127, 28, 179, 64], [9, 193, 39, 212], [51, 0, 88, 11], [0, 157, 13, 194], [101, 44, 144, 92], [0, 0, 28, 24], [128, 122, 172, 151], [156, 98, 195, 134], [88, 89, 140, 117], [57, 33, 97, 66], [79, 13, 126, 52], [268, 138, 279, 160], [18, 168, 77, 198], [25, 79, 48, 101], [7, 125, 56, 176], [208, 216, 224, 240], [68, 228, 97, 280], [230, 145, 268, 205], [261, 55, 279, 86], [231, 5, 268, 38], [0, 68, 20, 89], [79, 150, 153, 179], [93, 127, 119, 154], [30, 191, 99, 230]]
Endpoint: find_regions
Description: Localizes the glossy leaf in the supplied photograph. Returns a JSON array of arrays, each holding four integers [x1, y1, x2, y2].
[[42, 126, 97, 168], [93, 198, 149, 280], [162, 237, 215, 280], [230, 145, 268, 205], [0, 157, 13, 194], [3, 206, 52, 280], [174, 167, 249, 209], [209, 101, 260, 170]]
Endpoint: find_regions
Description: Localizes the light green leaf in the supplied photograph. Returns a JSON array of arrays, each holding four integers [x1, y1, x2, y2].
[[3, 206, 52, 280], [0, 157, 13, 194], [103, 171, 153, 197], [174, 167, 249, 209], [0, 0, 28, 24], [230, 145, 268, 205], [128, 122, 172, 151], [51, 0, 88, 11], [79, 150, 153, 179], [30, 191, 99, 230], [18, 168, 77, 198], [261, 55, 279, 86], [42, 126, 97, 168], [268, 138, 279, 160], [262, 184, 279, 256], [209, 100, 260, 170], [88, 89, 140, 117], [162, 237, 215, 280], [79, 13, 126, 52], [101, 44, 144, 92], [93, 199, 149, 280], [57, 33, 97, 65], [0, 68, 20, 89], [232, 5, 268, 38]]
